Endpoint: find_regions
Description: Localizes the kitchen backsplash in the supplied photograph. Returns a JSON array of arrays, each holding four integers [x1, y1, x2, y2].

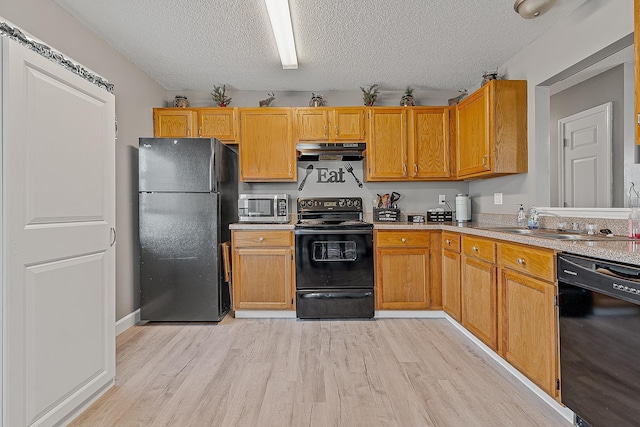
[[238, 160, 469, 214]]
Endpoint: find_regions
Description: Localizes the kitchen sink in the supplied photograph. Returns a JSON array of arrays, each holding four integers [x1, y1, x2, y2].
[[486, 227, 631, 241]]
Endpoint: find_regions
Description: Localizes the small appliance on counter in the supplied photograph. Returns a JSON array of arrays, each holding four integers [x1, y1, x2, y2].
[[427, 209, 453, 223], [238, 193, 289, 223], [455, 194, 471, 222]]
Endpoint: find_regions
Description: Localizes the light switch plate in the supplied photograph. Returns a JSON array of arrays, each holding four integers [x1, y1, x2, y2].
[[494, 192, 503, 205]]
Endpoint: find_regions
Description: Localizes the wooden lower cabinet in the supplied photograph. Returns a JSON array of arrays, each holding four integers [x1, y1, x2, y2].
[[461, 236, 497, 350], [498, 242, 559, 398], [375, 230, 431, 309], [499, 269, 558, 397], [442, 231, 461, 320], [231, 230, 294, 310]]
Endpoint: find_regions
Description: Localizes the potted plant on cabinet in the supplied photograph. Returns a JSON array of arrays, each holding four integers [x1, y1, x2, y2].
[[400, 87, 415, 106], [360, 84, 379, 106], [211, 84, 232, 107]]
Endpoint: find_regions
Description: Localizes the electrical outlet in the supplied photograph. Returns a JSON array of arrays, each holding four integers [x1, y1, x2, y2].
[[438, 194, 446, 205], [494, 192, 503, 205]]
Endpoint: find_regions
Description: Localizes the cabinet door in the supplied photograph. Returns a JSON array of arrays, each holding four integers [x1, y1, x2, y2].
[[296, 108, 329, 140], [456, 87, 491, 177], [367, 108, 408, 180], [197, 108, 236, 141], [442, 249, 461, 321], [153, 108, 197, 137], [233, 247, 293, 310], [376, 247, 429, 309], [461, 256, 497, 349], [410, 107, 451, 178], [332, 107, 365, 140], [499, 269, 558, 397], [239, 108, 296, 181]]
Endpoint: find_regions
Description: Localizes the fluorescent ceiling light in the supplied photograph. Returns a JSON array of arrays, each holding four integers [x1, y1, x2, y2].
[[265, 0, 298, 69]]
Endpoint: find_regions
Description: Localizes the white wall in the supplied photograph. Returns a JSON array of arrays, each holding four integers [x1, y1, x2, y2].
[[470, 0, 634, 213], [0, 1, 167, 321]]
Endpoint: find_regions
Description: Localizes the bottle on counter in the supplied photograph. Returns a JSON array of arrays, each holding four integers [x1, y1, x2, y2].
[[629, 207, 640, 238], [516, 204, 526, 227], [527, 205, 539, 229]]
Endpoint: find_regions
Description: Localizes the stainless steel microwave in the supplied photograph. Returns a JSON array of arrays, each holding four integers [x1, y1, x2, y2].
[[238, 194, 289, 223]]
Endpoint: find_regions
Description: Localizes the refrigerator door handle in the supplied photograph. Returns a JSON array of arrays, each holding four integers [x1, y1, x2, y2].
[[110, 226, 117, 247]]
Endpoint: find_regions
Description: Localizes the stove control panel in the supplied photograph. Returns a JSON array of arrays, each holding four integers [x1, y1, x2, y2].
[[298, 197, 363, 211]]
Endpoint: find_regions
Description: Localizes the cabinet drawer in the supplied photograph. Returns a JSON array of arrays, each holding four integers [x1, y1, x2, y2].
[[375, 230, 430, 248], [233, 230, 293, 248], [442, 232, 461, 252], [499, 243, 555, 282], [462, 236, 496, 263]]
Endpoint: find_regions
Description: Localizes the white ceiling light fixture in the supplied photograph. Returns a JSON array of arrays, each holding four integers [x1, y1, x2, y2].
[[265, 0, 298, 69], [514, 0, 557, 19]]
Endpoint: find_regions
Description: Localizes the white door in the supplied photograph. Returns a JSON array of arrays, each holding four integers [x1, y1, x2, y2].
[[558, 102, 612, 208], [2, 38, 115, 426]]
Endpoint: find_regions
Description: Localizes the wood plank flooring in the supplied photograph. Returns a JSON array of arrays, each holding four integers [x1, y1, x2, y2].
[[70, 317, 571, 426]]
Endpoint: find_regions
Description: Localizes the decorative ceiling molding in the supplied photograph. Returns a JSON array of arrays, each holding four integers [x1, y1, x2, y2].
[[0, 21, 114, 94]]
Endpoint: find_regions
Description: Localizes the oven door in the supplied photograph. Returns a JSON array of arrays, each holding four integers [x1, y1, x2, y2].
[[294, 228, 374, 290]]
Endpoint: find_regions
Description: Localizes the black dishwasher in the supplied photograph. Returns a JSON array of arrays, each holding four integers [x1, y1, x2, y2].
[[557, 253, 640, 427]]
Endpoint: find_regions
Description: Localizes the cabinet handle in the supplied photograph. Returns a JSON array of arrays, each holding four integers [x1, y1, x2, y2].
[[324, 125, 327, 138], [413, 164, 418, 176], [517, 258, 525, 265], [482, 154, 489, 170], [259, 237, 264, 243], [472, 246, 478, 252], [335, 125, 339, 138], [446, 239, 451, 245], [198, 127, 202, 137], [401, 238, 407, 243], [403, 163, 407, 176], [289, 163, 292, 176]]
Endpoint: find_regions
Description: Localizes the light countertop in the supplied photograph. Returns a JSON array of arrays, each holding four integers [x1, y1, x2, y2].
[[230, 220, 640, 265]]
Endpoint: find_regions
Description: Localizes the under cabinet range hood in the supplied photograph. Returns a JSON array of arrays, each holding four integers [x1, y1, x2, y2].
[[296, 142, 366, 161]]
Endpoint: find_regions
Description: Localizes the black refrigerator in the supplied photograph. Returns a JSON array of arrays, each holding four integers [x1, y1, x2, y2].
[[138, 137, 238, 321]]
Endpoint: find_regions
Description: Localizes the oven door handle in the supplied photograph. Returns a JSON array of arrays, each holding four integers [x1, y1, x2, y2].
[[294, 229, 373, 235], [299, 292, 373, 300]]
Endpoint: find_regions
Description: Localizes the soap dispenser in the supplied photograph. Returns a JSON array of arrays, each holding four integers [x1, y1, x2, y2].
[[527, 206, 539, 229], [516, 204, 526, 227]]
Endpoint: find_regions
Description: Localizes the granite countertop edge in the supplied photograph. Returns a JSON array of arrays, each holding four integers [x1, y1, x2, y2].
[[230, 221, 640, 265]]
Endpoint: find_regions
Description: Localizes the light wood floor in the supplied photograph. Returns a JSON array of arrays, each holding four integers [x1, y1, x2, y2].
[[70, 317, 571, 427]]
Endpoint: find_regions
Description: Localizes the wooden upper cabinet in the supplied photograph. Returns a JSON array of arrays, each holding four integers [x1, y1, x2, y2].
[[367, 107, 452, 181], [153, 108, 197, 137], [153, 107, 237, 141], [238, 108, 296, 182], [410, 107, 451, 179], [296, 108, 329, 140], [332, 107, 366, 140], [295, 107, 365, 141], [456, 80, 527, 179], [366, 108, 408, 180], [635, 0, 639, 145], [196, 108, 237, 141]]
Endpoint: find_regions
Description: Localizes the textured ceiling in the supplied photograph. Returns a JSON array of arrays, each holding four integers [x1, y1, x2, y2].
[[54, 0, 589, 92]]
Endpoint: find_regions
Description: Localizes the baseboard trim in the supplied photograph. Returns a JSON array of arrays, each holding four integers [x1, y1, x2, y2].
[[115, 309, 141, 336], [375, 310, 445, 318], [233, 310, 297, 319], [443, 313, 574, 423]]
